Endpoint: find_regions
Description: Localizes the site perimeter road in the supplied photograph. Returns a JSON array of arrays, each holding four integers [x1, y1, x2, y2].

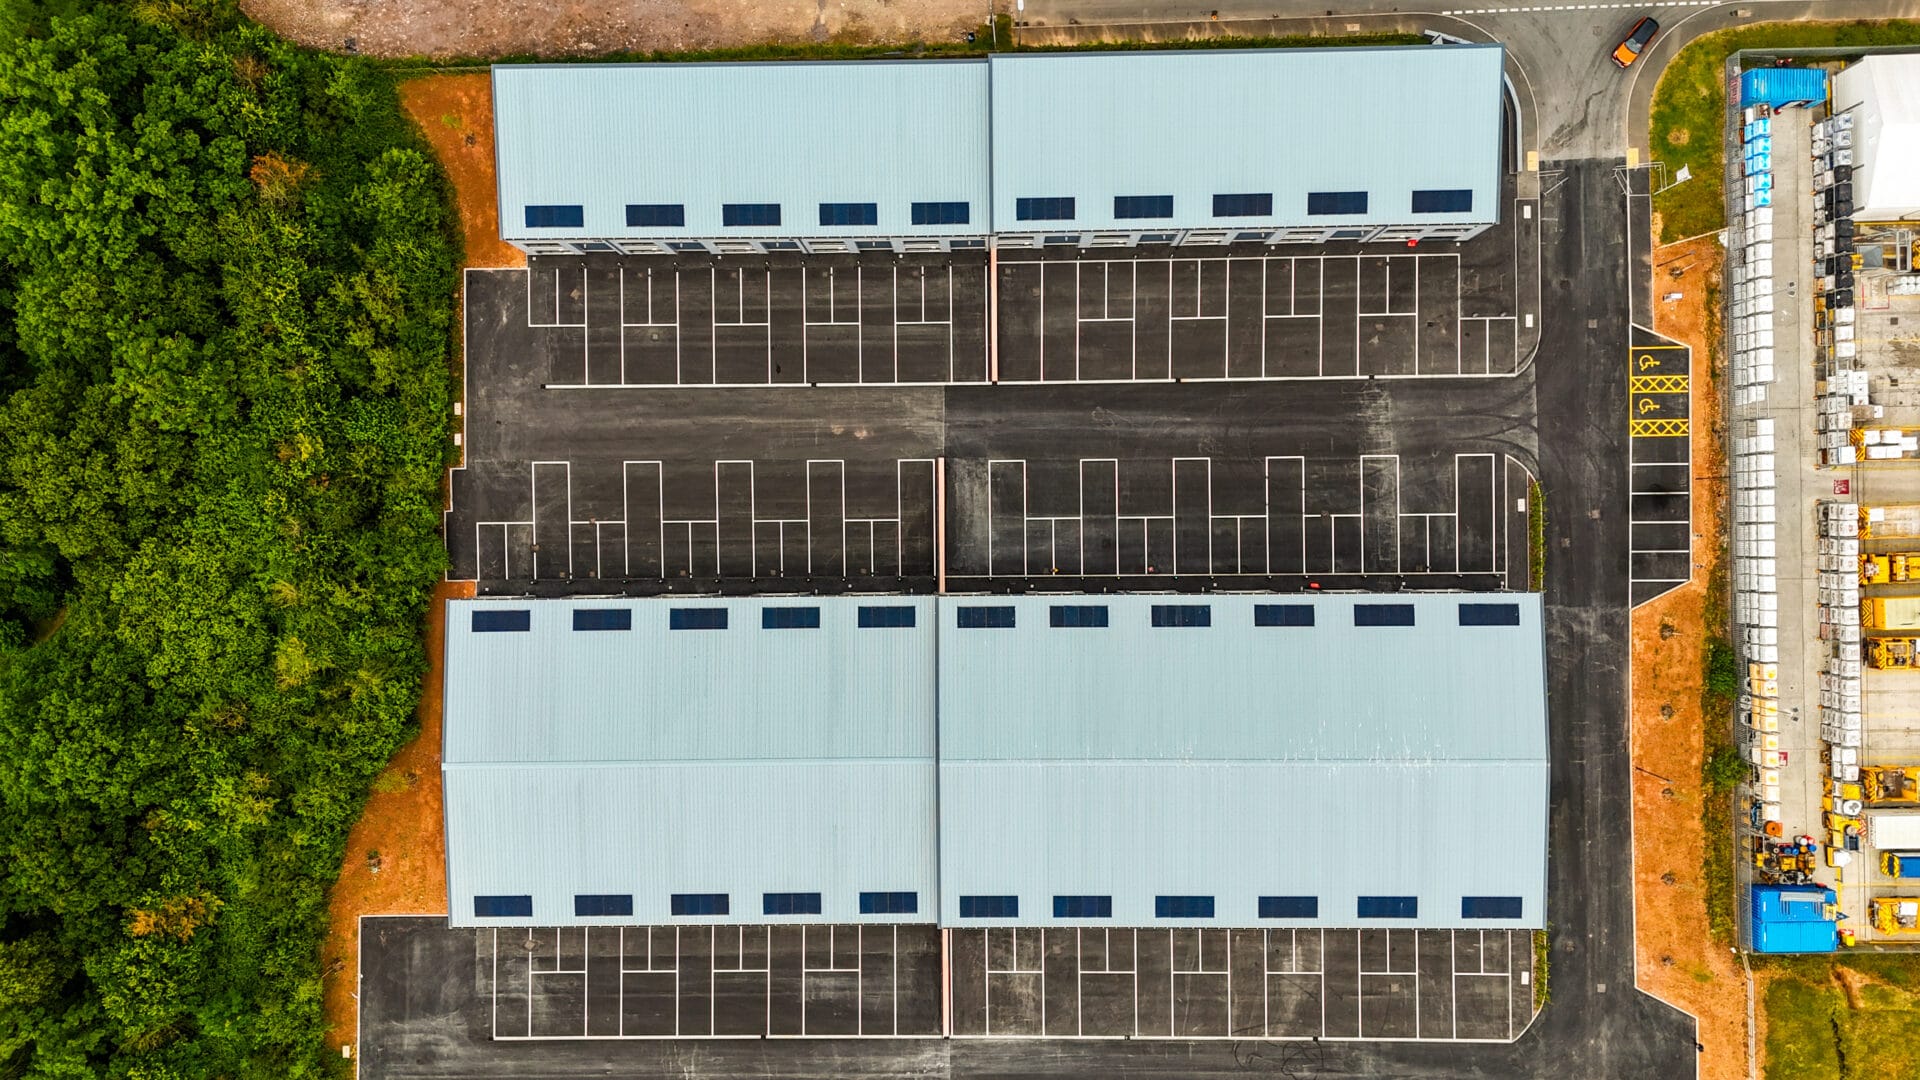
[[361, 162, 1694, 1080]]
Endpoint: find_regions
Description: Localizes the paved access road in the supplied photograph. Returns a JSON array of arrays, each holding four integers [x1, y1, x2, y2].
[[368, 164, 1696, 1080]]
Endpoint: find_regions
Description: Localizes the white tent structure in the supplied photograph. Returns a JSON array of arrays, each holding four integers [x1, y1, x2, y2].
[[1835, 55, 1920, 221]]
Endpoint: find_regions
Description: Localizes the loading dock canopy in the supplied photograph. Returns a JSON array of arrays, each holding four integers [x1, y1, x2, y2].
[[492, 45, 1506, 244]]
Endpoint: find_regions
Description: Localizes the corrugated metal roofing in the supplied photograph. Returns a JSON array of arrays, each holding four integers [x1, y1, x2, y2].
[[1739, 66, 1829, 109], [443, 593, 1547, 929], [491, 46, 1505, 241], [988, 46, 1505, 233], [1749, 885, 1838, 954], [443, 597, 938, 926], [492, 61, 992, 242], [937, 594, 1547, 928], [1835, 56, 1920, 220]]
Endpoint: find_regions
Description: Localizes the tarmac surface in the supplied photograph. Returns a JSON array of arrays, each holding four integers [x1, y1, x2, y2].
[[447, 204, 1540, 596], [382, 921, 1538, 1049], [366, 159, 1701, 1078]]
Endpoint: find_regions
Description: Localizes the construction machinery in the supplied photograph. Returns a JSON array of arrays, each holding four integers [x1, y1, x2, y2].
[[1871, 897, 1920, 934], [1869, 637, 1920, 669], [1882, 852, 1920, 880], [1861, 505, 1920, 539], [1864, 765, 1920, 805], [1861, 552, 1920, 584], [1863, 596, 1920, 630]]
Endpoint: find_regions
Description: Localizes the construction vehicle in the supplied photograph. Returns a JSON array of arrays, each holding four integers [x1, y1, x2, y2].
[[1864, 596, 1920, 630], [1864, 765, 1920, 805], [1882, 852, 1920, 879], [1861, 552, 1920, 584], [1860, 505, 1920, 539], [1872, 897, 1920, 934], [1869, 638, 1920, 669]]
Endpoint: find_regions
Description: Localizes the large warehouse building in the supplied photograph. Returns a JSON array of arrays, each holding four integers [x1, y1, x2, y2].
[[1833, 54, 1920, 221], [443, 593, 1547, 930], [491, 45, 1507, 256]]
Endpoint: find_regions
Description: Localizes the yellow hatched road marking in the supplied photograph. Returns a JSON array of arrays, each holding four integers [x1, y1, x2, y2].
[[1631, 418, 1690, 438], [1630, 374, 1689, 394]]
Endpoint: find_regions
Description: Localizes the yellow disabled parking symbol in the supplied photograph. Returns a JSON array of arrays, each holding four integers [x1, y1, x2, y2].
[[1629, 343, 1688, 436]]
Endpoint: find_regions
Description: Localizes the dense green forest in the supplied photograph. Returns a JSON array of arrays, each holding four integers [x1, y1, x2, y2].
[[0, 1, 456, 1074]]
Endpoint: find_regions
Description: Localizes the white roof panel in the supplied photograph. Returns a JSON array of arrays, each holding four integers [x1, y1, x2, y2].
[[493, 61, 992, 241], [1836, 55, 1920, 220], [936, 593, 1548, 928], [987, 47, 1506, 232]]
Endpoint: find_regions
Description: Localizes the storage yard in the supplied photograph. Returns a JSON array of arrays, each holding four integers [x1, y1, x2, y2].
[[1729, 54, 1920, 951]]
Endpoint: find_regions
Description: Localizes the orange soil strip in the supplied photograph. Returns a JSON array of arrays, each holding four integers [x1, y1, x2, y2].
[[321, 576, 474, 1052], [1630, 235, 1755, 1080], [398, 73, 524, 271], [319, 70, 501, 1059]]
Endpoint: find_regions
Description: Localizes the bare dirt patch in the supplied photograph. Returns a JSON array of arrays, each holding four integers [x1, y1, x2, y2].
[[398, 73, 522, 271], [321, 577, 474, 1053], [1631, 235, 1753, 1080], [243, 0, 987, 59]]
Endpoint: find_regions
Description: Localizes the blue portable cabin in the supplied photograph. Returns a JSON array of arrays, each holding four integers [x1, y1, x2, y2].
[[1749, 884, 1839, 953], [1741, 67, 1830, 110]]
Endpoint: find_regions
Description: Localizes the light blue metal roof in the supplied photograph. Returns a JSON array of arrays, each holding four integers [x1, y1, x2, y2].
[[987, 47, 1506, 233], [492, 61, 992, 242], [443, 597, 939, 926], [491, 46, 1504, 243], [443, 593, 1547, 929], [936, 593, 1547, 928]]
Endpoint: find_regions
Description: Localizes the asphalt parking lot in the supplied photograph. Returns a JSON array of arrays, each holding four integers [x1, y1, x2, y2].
[[512, 198, 1533, 389], [450, 239, 1539, 594], [483, 924, 941, 1038], [996, 249, 1519, 381], [362, 917, 1535, 1058], [947, 926, 1535, 1040], [1626, 326, 1693, 607], [528, 257, 991, 387]]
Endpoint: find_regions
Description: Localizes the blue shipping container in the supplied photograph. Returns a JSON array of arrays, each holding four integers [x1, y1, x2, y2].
[[1750, 884, 1838, 954], [1741, 67, 1830, 109]]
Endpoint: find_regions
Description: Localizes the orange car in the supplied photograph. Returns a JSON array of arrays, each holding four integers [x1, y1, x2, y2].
[[1612, 16, 1658, 68]]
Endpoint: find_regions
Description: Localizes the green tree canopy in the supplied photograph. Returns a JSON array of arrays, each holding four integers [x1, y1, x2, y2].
[[0, 2, 455, 1074]]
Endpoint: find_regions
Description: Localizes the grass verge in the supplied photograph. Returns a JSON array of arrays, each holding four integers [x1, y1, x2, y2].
[[1703, 612, 1739, 946], [1649, 20, 1920, 243], [1758, 955, 1920, 1079], [1532, 928, 1550, 1011], [1528, 480, 1546, 591]]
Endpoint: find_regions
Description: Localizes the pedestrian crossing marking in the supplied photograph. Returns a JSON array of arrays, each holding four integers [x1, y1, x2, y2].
[[1631, 418, 1689, 438], [1630, 374, 1689, 394]]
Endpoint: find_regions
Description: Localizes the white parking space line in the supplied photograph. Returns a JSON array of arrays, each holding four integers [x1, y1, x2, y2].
[[997, 252, 1511, 384], [536, 264, 984, 387], [965, 454, 1511, 580], [476, 458, 936, 581]]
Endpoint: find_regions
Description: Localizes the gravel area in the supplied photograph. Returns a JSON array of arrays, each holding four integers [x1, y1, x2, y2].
[[242, 0, 990, 59]]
